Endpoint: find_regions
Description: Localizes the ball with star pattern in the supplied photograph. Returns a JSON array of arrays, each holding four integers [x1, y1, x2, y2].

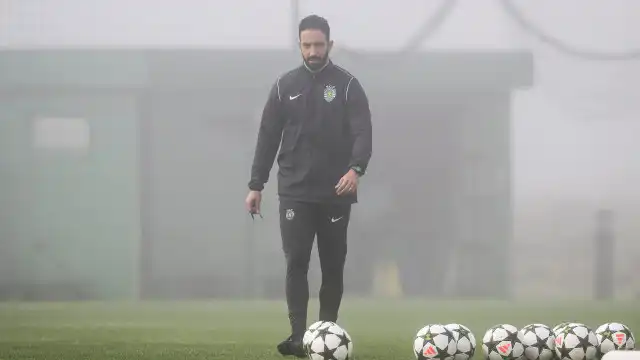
[[518, 323, 555, 360], [553, 323, 598, 360], [553, 322, 574, 338], [482, 324, 524, 360], [445, 323, 476, 360], [306, 321, 353, 360], [304, 321, 330, 354], [413, 324, 458, 360], [595, 322, 635, 355]]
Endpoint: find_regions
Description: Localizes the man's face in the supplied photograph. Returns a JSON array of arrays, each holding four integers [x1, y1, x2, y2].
[[299, 29, 333, 71]]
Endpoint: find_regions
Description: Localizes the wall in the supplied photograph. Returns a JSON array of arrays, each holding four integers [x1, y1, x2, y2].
[[0, 93, 139, 299]]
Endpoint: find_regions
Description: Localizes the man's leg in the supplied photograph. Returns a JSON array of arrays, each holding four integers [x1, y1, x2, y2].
[[278, 199, 317, 357], [316, 203, 351, 323]]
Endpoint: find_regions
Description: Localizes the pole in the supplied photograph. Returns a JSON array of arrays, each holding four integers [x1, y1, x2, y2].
[[594, 209, 615, 300], [290, 0, 300, 49]]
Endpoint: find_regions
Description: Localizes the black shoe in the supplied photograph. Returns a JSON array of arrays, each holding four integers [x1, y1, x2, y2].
[[277, 335, 306, 358]]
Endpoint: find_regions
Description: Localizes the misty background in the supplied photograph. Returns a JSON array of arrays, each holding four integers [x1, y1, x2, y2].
[[0, 0, 639, 302]]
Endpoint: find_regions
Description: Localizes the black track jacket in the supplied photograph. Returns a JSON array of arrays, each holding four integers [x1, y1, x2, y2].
[[248, 61, 372, 204]]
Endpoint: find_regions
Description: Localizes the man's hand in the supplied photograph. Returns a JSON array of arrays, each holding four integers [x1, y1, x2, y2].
[[245, 190, 262, 215], [335, 169, 359, 196]]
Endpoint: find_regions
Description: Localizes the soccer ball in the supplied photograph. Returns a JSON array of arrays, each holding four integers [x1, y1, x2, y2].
[[413, 324, 457, 360], [518, 323, 555, 360], [595, 322, 635, 354], [554, 323, 598, 360], [553, 322, 573, 337], [306, 321, 353, 360], [304, 321, 329, 353], [482, 324, 524, 360], [445, 323, 476, 360]]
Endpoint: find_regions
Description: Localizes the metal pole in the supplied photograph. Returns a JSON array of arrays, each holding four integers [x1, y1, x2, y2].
[[291, 0, 300, 49], [594, 209, 615, 300]]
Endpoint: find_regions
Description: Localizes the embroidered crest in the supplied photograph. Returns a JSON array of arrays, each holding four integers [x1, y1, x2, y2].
[[323, 85, 337, 103], [285, 209, 295, 220]]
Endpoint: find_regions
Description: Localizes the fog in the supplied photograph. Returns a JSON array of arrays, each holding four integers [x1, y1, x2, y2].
[[0, 0, 639, 302]]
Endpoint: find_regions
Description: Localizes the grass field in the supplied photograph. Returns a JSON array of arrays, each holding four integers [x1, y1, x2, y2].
[[0, 299, 638, 359]]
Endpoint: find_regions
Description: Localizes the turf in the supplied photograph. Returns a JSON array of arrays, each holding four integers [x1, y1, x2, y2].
[[0, 299, 638, 359]]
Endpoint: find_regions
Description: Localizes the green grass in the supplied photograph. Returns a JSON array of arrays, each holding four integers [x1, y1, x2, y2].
[[0, 299, 638, 359]]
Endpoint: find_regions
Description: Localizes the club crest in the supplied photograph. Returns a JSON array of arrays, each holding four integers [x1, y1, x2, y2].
[[285, 209, 295, 220], [323, 85, 336, 103]]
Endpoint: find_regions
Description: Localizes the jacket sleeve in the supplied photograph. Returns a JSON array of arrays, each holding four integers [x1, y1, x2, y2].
[[345, 77, 373, 175], [248, 79, 285, 191]]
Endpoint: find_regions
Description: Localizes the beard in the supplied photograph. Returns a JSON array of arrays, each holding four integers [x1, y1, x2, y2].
[[303, 54, 329, 71]]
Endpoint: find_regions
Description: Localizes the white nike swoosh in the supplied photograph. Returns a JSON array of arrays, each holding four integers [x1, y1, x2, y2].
[[289, 94, 302, 100], [331, 217, 343, 223]]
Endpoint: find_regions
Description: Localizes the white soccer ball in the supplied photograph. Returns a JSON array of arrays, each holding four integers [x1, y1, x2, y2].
[[306, 321, 353, 360], [554, 323, 598, 360], [413, 324, 458, 360], [595, 322, 635, 355], [482, 324, 524, 360], [553, 322, 573, 337], [304, 321, 329, 353], [445, 323, 477, 360], [519, 323, 555, 360]]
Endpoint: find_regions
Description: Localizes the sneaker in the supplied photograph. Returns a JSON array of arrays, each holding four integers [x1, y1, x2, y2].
[[276, 335, 306, 358]]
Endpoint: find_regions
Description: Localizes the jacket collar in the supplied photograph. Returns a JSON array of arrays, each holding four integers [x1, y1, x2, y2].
[[302, 59, 333, 75]]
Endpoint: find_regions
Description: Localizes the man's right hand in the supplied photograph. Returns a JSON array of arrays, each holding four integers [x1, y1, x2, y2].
[[245, 190, 262, 215]]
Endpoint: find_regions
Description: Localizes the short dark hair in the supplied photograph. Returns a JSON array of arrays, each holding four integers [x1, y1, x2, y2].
[[298, 15, 330, 41]]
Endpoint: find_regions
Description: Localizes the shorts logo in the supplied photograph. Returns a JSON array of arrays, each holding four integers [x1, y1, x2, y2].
[[324, 85, 336, 103], [285, 209, 295, 220]]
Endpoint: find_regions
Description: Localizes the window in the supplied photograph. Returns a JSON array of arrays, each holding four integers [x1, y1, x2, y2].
[[32, 117, 91, 150]]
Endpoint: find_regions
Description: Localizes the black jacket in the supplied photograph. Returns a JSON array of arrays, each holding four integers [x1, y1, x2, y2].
[[248, 61, 372, 204]]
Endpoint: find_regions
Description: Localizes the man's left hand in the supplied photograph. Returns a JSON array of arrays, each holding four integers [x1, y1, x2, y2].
[[335, 169, 359, 196]]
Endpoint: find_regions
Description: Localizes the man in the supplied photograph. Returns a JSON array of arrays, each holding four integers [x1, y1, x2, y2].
[[245, 14, 373, 358]]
